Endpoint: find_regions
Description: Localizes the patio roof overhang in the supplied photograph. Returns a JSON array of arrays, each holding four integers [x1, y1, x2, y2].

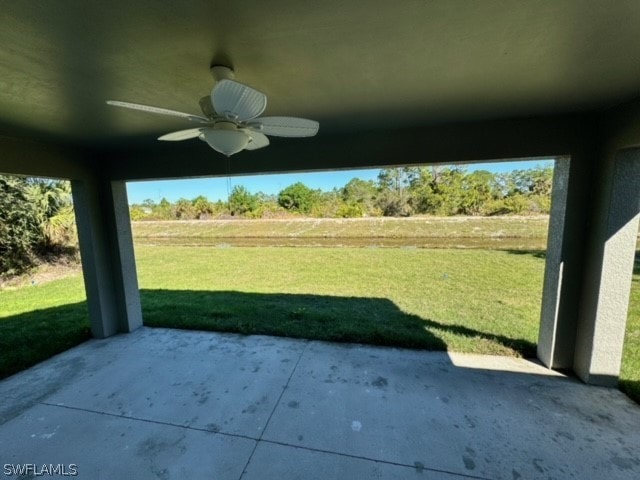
[[1, 1, 639, 386]]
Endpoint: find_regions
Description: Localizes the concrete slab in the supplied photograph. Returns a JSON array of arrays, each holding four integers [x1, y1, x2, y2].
[[1, 328, 639, 480], [263, 340, 640, 480], [1, 403, 255, 479], [242, 441, 468, 479], [1, 328, 305, 437]]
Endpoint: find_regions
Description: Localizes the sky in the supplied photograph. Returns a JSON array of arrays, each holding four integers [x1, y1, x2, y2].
[[126, 159, 555, 204]]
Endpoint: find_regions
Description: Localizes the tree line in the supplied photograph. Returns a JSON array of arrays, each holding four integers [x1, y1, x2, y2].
[[130, 165, 553, 220], [0, 166, 552, 276]]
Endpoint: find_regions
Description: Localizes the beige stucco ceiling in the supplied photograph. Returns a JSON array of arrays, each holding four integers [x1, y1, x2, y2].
[[1, 0, 640, 146]]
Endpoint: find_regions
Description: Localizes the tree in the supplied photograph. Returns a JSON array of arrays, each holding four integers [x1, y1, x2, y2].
[[376, 168, 416, 216], [341, 178, 377, 216], [459, 170, 495, 215], [311, 190, 343, 217], [277, 182, 319, 214], [401, 166, 467, 216], [154, 198, 173, 219], [528, 166, 554, 196], [228, 186, 258, 216], [405, 167, 436, 214], [141, 198, 156, 209], [0, 176, 41, 275], [174, 198, 195, 219], [192, 195, 214, 219], [24, 179, 76, 247], [250, 192, 282, 218]]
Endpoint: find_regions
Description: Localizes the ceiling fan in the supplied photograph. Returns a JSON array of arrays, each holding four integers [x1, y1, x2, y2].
[[106, 66, 319, 156]]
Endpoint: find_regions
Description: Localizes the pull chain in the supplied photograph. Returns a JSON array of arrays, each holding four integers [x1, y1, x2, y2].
[[226, 155, 231, 213]]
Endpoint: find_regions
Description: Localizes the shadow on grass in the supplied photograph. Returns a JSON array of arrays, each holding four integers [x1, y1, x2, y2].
[[1, 289, 537, 381], [139, 289, 537, 357], [505, 249, 547, 259], [4, 289, 640, 407], [0, 303, 91, 380], [620, 379, 640, 405]]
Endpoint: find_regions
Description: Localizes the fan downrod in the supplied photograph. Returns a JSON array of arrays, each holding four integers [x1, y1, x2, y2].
[[210, 65, 235, 82]]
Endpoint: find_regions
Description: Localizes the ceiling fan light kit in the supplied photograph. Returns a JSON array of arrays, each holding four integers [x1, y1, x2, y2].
[[106, 65, 319, 156], [200, 123, 249, 157]]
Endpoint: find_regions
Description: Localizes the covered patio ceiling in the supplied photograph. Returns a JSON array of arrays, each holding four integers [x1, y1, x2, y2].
[[1, 0, 640, 150]]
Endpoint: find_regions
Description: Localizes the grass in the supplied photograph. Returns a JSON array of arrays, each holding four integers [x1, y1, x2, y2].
[[0, 245, 544, 379], [0, 275, 90, 378], [132, 216, 550, 239], [136, 246, 542, 356], [133, 217, 549, 249], [620, 257, 640, 402]]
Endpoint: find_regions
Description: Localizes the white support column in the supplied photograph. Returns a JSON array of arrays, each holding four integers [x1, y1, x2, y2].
[[72, 177, 142, 338], [574, 148, 640, 385]]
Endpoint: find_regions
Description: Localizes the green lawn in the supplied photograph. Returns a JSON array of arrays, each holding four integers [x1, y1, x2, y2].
[[136, 246, 543, 356], [0, 240, 638, 405], [0, 245, 545, 379], [0, 276, 89, 378], [620, 258, 640, 401]]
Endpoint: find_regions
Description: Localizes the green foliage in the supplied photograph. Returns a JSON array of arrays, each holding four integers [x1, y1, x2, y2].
[[0, 176, 76, 276], [127, 164, 554, 220], [408, 166, 466, 215], [43, 204, 77, 246], [277, 182, 319, 214], [154, 198, 174, 219], [192, 195, 214, 219], [376, 168, 415, 216], [129, 206, 149, 221], [460, 170, 496, 215], [342, 178, 377, 214], [336, 202, 364, 218], [173, 198, 196, 219], [228, 185, 258, 217], [503, 194, 530, 214], [307, 191, 341, 218], [0, 176, 41, 275], [247, 196, 284, 219]]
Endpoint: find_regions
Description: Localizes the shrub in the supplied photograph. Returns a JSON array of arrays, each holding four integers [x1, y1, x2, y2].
[[0, 176, 78, 277], [336, 203, 364, 218], [277, 182, 319, 214]]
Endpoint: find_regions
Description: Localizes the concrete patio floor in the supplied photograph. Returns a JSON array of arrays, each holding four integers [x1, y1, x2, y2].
[[1, 327, 639, 479]]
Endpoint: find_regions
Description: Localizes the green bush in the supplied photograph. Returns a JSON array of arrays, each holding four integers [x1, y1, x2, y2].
[[0, 176, 76, 277], [228, 186, 258, 217], [278, 182, 319, 214], [0, 177, 41, 275], [336, 203, 364, 218]]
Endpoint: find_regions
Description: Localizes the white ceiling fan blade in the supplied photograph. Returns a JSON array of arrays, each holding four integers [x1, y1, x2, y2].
[[244, 130, 270, 150], [211, 80, 267, 122], [158, 128, 204, 141], [106, 100, 209, 123], [250, 116, 319, 137]]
